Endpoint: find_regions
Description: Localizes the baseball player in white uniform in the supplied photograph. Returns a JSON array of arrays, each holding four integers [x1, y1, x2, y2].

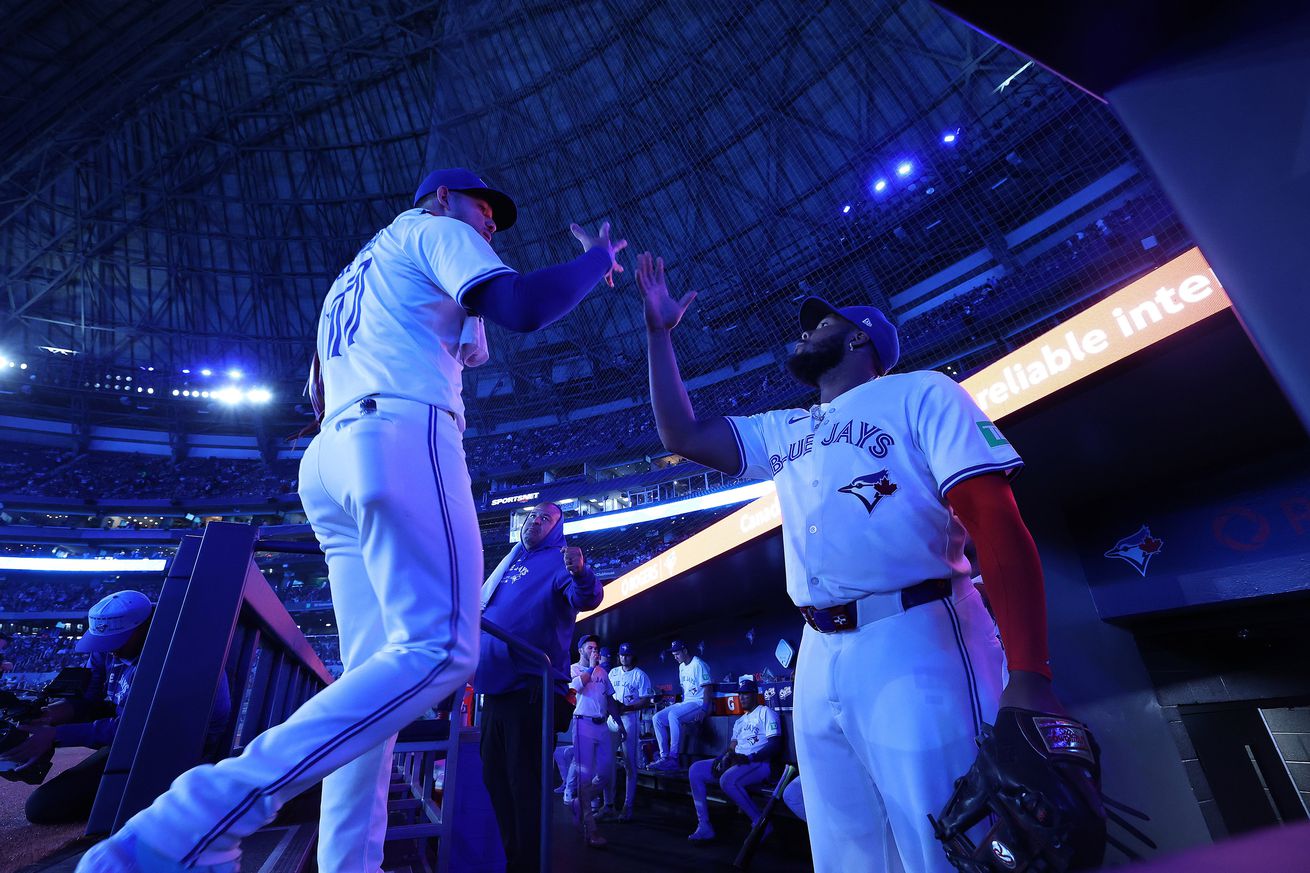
[[651, 640, 712, 769], [569, 635, 623, 848], [605, 642, 654, 820], [635, 252, 1065, 873], [77, 169, 625, 873], [686, 677, 781, 842]]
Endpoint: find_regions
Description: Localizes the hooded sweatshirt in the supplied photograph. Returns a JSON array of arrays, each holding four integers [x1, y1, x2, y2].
[[475, 516, 602, 695]]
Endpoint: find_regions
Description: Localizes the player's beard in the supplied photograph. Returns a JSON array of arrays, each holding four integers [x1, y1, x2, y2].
[[785, 333, 846, 387]]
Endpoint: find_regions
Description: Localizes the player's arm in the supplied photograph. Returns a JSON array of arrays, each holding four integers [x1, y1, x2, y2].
[[636, 252, 741, 474], [559, 546, 602, 611], [464, 223, 626, 332], [946, 472, 1063, 714]]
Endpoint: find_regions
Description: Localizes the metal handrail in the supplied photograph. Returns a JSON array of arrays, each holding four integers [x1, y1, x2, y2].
[[479, 617, 555, 873]]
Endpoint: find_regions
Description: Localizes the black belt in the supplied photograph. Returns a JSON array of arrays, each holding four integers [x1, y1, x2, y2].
[[799, 579, 952, 634], [573, 714, 607, 725]]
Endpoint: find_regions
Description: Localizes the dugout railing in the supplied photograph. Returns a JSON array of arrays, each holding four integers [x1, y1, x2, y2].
[[87, 521, 333, 835]]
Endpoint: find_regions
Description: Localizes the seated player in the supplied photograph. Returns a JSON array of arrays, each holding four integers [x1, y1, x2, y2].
[[687, 677, 781, 842], [651, 640, 711, 769]]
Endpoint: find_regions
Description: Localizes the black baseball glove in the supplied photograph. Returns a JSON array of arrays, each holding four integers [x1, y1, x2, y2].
[[929, 707, 1108, 872]]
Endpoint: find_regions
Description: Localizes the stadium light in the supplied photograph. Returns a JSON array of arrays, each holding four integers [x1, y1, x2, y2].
[[896, 161, 913, 177], [172, 389, 180, 396], [215, 386, 243, 405], [228, 369, 243, 379], [181, 368, 191, 374], [873, 179, 888, 193], [247, 387, 273, 404], [842, 204, 851, 214], [200, 368, 213, 376], [942, 129, 959, 144]]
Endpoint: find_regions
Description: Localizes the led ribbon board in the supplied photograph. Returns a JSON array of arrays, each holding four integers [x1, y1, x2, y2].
[[580, 247, 1230, 619], [0, 557, 168, 572]]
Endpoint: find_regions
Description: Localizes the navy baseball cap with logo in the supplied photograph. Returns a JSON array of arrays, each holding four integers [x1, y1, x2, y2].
[[799, 296, 900, 376], [577, 633, 599, 650], [76, 590, 153, 653], [413, 167, 518, 232], [618, 642, 634, 656], [738, 677, 760, 694], [669, 639, 688, 653]]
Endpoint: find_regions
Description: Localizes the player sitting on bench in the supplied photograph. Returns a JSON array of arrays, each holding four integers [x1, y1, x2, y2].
[[686, 677, 780, 842]]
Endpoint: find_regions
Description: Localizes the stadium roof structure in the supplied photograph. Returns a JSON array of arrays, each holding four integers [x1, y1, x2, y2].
[[0, 0, 1174, 440]]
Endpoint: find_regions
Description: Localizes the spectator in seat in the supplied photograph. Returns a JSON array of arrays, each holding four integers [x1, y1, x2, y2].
[[650, 639, 711, 769], [2, 590, 231, 824], [687, 677, 781, 842]]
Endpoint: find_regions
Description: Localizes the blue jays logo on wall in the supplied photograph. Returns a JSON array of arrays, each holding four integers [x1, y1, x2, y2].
[[839, 470, 898, 514], [1104, 525, 1164, 577]]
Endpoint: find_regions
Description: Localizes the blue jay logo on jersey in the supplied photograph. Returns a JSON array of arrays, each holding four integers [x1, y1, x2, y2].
[[1104, 525, 1164, 577], [502, 563, 530, 586], [838, 470, 898, 515]]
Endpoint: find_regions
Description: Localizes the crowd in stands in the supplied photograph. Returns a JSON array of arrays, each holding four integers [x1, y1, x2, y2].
[[1, 575, 164, 613], [305, 635, 343, 675], [0, 630, 80, 677], [897, 192, 1180, 354], [0, 446, 298, 501]]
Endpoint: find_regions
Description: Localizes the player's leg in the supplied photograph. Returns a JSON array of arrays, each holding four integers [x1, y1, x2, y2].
[[652, 706, 672, 761], [686, 759, 716, 840], [599, 723, 618, 813], [620, 712, 640, 815], [102, 402, 482, 868], [478, 692, 521, 865], [842, 587, 1003, 873], [794, 626, 903, 873], [315, 544, 393, 873], [718, 761, 770, 823]]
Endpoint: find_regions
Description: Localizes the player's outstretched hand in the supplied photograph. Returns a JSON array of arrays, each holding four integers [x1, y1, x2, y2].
[[570, 221, 628, 287], [635, 251, 697, 333]]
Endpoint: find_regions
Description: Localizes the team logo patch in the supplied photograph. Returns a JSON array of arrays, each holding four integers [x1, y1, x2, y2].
[[976, 421, 1009, 448], [838, 470, 898, 514], [502, 564, 530, 586], [1104, 525, 1164, 577], [990, 840, 1017, 869]]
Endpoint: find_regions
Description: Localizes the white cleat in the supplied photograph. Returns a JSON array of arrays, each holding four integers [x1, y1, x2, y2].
[[687, 822, 716, 842]]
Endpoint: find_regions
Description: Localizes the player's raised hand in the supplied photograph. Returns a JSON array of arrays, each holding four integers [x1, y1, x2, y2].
[[562, 545, 586, 576], [636, 251, 696, 333], [570, 221, 629, 287]]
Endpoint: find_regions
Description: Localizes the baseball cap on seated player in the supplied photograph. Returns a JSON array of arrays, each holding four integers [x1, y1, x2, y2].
[[737, 677, 759, 694], [76, 590, 153, 653], [618, 642, 634, 655], [413, 167, 518, 232], [799, 296, 900, 375], [669, 639, 688, 653]]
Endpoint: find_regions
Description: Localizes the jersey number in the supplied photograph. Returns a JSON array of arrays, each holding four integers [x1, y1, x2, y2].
[[324, 257, 373, 359]]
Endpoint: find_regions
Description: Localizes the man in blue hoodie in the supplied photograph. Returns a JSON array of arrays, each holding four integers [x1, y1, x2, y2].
[[476, 501, 602, 872]]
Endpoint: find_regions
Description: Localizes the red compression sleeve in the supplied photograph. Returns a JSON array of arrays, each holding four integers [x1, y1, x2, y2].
[[946, 473, 1052, 679]]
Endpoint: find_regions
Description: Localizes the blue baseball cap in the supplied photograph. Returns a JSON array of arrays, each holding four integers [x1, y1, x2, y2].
[[738, 677, 759, 694], [578, 634, 599, 650], [76, 590, 152, 653], [669, 639, 688, 653], [413, 167, 518, 232], [618, 642, 634, 655], [799, 296, 900, 375], [599, 647, 612, 658]]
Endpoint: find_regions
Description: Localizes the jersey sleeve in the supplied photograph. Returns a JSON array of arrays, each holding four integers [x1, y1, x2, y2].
[[638, 671, 654, 698], [695, 659, 712, 686], [724, 412, 777, 479], [914, 372, 1024, 498], [763, 706, 781, 738], [402, 213, 517, 304]]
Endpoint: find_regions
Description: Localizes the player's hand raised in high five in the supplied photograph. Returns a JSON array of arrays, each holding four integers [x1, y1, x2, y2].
[[570, 221, 628, 287], [636, 252, 697, 333]]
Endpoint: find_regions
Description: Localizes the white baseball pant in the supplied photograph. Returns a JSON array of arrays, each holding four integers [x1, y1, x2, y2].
[[793, 582, 1003, 873], [689, 759, 771, 825], [102, 398, 481, 870], [653, 700, 706, 760], [571, 717, 613, 821], [604, 712, 641, 810]]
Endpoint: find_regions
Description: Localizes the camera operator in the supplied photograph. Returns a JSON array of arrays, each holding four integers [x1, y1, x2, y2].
[[0, 590, 231, 824]]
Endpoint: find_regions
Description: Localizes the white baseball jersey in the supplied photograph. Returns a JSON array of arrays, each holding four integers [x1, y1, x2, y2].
[[678, 656, 713, 702], [731, 704, 781, 757], [315, 209, 515, 429], [609, 665, 655, 707], [726, 371, 1022, 608], [572, 663, 615, 718]]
